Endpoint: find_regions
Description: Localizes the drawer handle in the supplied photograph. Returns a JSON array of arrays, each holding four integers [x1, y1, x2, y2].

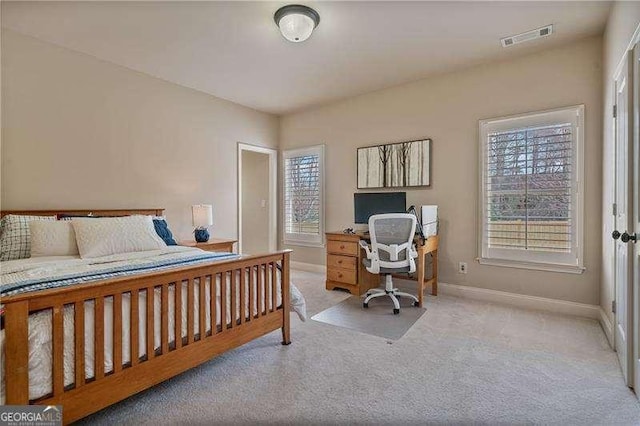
[[338, 273, 343, 278], [337, 260, 343, 264], [340, 245, 345, 249]]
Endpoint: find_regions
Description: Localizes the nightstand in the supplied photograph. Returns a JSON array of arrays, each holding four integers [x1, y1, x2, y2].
[[179, 238, 237, 253]]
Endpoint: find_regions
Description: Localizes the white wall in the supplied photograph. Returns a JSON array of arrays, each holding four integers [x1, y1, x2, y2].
[[0, 23, 615, 309], [281, 36, 603, 305], [1, 30, 279, 241], [601, 2, 640, 326], [241, 150, 270, 254]]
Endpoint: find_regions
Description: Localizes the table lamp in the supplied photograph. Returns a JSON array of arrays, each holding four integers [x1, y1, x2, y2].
[[192, 204, 213, 242]]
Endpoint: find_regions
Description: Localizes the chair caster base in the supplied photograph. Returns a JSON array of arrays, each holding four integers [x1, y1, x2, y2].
[[363, 302, 369, 308], [393, 308, 400, 315]]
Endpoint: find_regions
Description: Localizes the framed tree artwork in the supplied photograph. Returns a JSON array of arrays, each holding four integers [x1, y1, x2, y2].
[[357, 138, 431, 189]]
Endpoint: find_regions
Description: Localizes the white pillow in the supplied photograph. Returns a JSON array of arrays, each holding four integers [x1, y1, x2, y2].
[[29, 220, 79, 257], [72, 215, 167, 259]]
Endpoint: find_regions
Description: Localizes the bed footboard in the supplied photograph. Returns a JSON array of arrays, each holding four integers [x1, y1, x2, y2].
[[3, 250, 291, 424]]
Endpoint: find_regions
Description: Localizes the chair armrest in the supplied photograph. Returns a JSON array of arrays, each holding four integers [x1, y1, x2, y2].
[[359, 240, 372, 259], [408, 257, 417, 274]]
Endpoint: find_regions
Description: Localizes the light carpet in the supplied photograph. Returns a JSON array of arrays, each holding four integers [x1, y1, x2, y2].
[[78, 269, 640, 425]]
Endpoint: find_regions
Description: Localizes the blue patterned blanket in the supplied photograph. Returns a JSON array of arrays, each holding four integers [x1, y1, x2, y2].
[[0, 248, 239, 298]]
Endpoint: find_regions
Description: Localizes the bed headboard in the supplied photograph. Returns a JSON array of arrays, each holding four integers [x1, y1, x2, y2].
[[0, 209, 165, 218]]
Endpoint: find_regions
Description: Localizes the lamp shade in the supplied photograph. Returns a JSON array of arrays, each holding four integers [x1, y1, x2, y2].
[[192, 204, 213, 228]]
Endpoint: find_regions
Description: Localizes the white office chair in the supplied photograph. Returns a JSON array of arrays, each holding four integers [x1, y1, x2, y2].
[[359, 213, 420, 314]]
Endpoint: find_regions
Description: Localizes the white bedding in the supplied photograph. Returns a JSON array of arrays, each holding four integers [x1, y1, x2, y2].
[[0, 248, 306, 402]]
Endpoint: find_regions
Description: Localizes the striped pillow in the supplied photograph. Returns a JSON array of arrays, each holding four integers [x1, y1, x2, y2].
[[0, 214, 56, 261]]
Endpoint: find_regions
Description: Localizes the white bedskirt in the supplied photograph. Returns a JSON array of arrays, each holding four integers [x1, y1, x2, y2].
[[0, 256, 306, 402]]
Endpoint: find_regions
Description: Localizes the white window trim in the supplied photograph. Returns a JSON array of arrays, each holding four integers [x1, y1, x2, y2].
[[477, 105, 585, 274], [282, 144, 325, 248]]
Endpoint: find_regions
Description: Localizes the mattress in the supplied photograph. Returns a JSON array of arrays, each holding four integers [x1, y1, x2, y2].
[[0, 247, 306, 402]]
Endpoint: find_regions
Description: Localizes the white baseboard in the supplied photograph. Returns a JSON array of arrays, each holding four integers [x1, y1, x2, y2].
[[291, 261, 326, 274], [599, 307, 614, 347], [438, 282, 601, 320], [289, 265, 611, 335]]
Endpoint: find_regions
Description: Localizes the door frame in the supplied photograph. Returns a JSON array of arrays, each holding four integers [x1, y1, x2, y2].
[[608, 22, 640, 397], [237, 143, 278, 254], [633, 41, 640, 394], [614, 52, 634, 387]]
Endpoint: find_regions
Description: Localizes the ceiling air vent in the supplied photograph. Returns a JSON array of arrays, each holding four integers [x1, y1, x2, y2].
[[501, 25, 553, 48]]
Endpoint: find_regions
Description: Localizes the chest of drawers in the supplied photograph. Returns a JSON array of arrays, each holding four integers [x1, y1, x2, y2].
[[325, 232, 379, 295]]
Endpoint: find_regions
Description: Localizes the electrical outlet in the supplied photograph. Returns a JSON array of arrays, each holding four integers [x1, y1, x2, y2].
[[458, 262, 468, 274]]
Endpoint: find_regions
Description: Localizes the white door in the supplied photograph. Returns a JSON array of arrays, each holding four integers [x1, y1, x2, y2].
[[633, 42, 640, 394], [237, 143, 278, 255], [241, 150, 271, 253], [614, 51, 634, 387]]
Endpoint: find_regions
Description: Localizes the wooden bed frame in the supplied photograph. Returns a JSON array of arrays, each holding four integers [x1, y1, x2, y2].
[[1, 209, 291, 424]]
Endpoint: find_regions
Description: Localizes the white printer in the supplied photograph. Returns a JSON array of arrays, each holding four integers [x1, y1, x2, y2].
[[421, 205, 438, 238]]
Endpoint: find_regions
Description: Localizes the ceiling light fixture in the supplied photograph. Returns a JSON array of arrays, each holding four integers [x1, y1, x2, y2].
[[274, 4, 320, 43]]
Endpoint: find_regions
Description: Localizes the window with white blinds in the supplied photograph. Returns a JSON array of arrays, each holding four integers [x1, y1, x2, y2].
[[478, 106, 585, 273], [283, 145, 324, 246]]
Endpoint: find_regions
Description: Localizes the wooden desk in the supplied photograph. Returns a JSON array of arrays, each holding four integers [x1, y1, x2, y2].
[[413, 234, 439, 307], [325, 231, 439, 306], [325, 232, 379, 295], [179, 238, 237, 253]]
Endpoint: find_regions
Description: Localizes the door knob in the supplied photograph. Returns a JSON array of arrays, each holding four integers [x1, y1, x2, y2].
[[621, 232, 638, 243], [612, 230, 621, 240]]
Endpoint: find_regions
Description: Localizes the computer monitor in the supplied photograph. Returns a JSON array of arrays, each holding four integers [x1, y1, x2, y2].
[[354, 192, 407, 224]]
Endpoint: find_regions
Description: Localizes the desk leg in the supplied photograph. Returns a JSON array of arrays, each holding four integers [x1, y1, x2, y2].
[[417, 252, 425, 308], [431, 250, 438, 296]]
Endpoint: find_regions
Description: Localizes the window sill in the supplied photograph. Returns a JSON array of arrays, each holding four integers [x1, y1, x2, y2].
[[283, 240, 325, 249], [478, 258, 585, 274]]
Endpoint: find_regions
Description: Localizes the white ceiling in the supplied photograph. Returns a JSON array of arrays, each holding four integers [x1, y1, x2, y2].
[[2, 1, 611, 115]]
